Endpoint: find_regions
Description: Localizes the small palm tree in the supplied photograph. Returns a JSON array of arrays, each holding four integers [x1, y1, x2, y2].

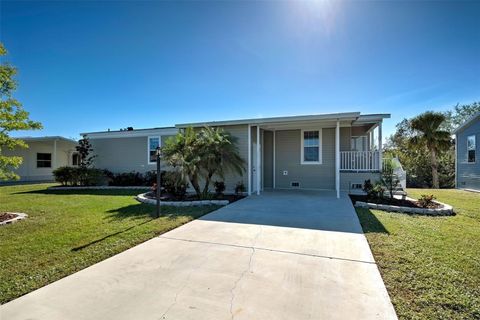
[[408, 112, 451, 189], [162, 126, 245, 198], [199, 126, 245, 197], [162, 127, 203, 196]]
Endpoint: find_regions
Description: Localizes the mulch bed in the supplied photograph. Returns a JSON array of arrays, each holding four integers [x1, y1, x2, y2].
[[349, 195, 441, 209], [0, 213, 18, 223], [145, 192, 246, 203]]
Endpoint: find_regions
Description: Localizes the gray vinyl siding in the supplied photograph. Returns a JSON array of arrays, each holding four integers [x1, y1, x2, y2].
[[275, 128, 335, 190], [218, 125, 249, 193], [90, 135, 174, 173], [263, 130, 273, 188], [340, 172, 381, 190], [456, 118, 480, 190]]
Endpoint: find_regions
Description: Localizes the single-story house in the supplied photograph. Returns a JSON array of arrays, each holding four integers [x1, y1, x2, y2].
[[2, 136, 78, 182], [454, 112, 480, 191], [83, 112, 390, 198]]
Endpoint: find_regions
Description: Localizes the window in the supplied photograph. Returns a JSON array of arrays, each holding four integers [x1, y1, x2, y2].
[[301, 130, 321, 164], [148, 137, 160, 163], [467, 135, 476, 163], [72, 153, 80, 166], [37, 153, 52, 168], [351, 136, 367, 151]]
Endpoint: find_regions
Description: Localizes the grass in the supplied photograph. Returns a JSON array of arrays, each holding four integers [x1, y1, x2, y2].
[[356, 188, 480, 320], [0, 183, 220, 304]]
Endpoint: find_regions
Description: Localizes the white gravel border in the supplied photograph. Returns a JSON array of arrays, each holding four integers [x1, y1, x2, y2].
[[0, 212, 28, 226], [135, 192, 229, 207], [354, 196, 454, 216]]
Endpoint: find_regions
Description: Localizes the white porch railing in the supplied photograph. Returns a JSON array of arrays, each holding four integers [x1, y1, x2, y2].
[[340, 151, 380, 171]]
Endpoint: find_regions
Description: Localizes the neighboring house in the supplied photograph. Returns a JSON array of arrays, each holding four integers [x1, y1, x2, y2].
[[83, 112, 390, 198], [2, 136, 78, 182], [454, 112, 480, 191]]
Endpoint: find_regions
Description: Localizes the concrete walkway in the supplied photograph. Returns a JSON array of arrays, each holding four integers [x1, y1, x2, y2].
[[1, 190, 397, 320]]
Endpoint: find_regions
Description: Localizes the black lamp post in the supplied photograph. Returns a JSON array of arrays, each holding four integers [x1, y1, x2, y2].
[[156, 146, 162, 218]]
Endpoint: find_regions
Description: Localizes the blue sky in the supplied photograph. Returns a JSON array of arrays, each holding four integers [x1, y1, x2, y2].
[[1, 0, 479, 140]]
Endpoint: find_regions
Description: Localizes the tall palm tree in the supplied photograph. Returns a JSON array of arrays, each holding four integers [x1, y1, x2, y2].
[[408, 112, 451, 189]]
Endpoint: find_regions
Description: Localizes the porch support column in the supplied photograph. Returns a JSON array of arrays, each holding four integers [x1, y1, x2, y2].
[[273, 130, 276, 189], [378, 122, 383, 171], [247, 124, 252, 195], [335, 121, 340, 199], [53, 139, 57, 170], [256, 125, 261, 195]]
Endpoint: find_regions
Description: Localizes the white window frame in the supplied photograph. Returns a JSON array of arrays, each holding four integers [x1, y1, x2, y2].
[[147, 136, 161, 164], [467, 135, 476, 164], [301, 129, 322, 165]]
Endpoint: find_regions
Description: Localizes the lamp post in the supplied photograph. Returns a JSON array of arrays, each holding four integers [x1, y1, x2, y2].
[[156, 146, 162, 218]]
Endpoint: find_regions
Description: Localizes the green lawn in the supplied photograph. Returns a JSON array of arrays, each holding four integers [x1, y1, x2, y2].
[[0, 183, 220, 304], [356, 188, 480, 320]]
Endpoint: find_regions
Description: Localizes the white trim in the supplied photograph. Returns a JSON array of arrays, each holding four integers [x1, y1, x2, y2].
[[335, 121, 340, 199], [378, 123, 383, 170], [300, 129, 322, 165], [52, 139, 57, 170], [261, 129, 264, 191], [467, 134, 476, 163], [247, 124, 252, 195], [273, 130, 276, 189], [85, 128, 178, 140], [147, 136, 161, 165]]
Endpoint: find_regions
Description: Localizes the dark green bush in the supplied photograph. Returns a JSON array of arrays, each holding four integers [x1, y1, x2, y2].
[[53, 167, 107, 186], [52, 167, 75, 186], [108, 171, 144, 186], [163, 171, 188, 200], [235, 181, 246, 195], [214, 181, 226, 195]]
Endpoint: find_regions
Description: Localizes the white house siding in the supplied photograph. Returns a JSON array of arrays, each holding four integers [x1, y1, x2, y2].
[[2, 139, 76, 182]]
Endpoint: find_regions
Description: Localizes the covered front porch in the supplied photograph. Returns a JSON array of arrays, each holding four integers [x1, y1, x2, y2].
[[246, 113, 387, 198]]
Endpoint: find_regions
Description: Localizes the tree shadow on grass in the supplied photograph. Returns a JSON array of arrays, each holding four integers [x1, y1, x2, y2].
[[104, 203, 212, 222], [356, 208, 390, 234], [14, 188, 143, 197], [105, 203, 156, 221], [71, 219, 154, 252]]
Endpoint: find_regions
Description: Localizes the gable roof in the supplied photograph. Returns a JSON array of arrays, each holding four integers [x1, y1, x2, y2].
[[454, 112, 480, 133]]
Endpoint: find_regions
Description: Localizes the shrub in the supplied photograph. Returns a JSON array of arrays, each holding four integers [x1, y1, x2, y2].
[[144, 170, 158, 186], [363, 179, 386, 201], [163, 171, 188, 200], [108, 171, 144, 186], [53, 166, 106, 186], [418, 194, 436, 208], [214, 181, 226, 195], [53, 167, 75, 186], [235, 182, 246, 195]]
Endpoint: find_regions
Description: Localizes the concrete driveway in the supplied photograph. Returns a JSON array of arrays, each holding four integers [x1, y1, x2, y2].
[[1, 190, 397, 320]]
